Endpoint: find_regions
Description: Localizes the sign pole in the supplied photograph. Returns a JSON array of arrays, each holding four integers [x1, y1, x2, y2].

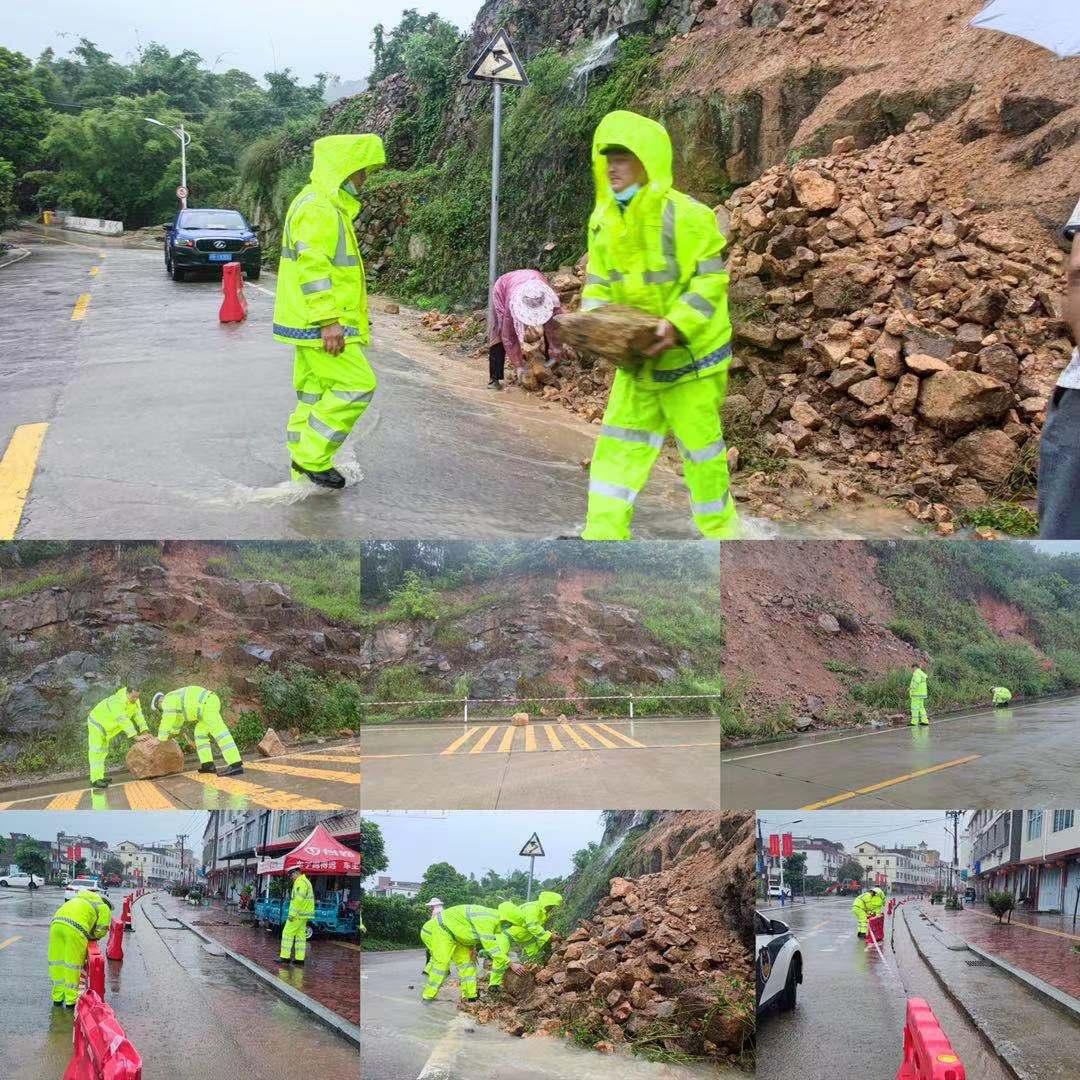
[[527, 854, 535, 902], [487, 81, 503, 336]]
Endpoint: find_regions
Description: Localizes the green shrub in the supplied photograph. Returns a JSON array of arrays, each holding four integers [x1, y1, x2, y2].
[[257, 665, 362, 734], [386, 570, 445, 621], [987, 890, 1014, 922], [231, 710, 266, 751], [361, 894, 428, 945]]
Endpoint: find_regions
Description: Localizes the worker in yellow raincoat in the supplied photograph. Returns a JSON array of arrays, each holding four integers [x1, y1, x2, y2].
[[419, 904, 524, 1002], [580, 110, 738, 540], [273, 134, 386, 490], [48, 887, 112, 1006], [279, 867, 316, 964], [852, 886, 885, 938], [909, 664, 929, 726], [87, 686, 148, 789], [151, 686, 243, 776]]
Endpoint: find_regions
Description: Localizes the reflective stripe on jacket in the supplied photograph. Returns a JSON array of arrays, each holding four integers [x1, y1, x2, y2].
[[52, 890, 111, 941], [436, 905, 511, 965], [157, 686, 216, 740], [581, 111, 732, 389], [272, 134, 386, 346], [288, 873, 316, 919], [88, 687, 147, 739]]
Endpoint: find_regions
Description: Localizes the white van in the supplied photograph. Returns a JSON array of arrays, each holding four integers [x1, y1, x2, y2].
[[0, 870, 41, 889]]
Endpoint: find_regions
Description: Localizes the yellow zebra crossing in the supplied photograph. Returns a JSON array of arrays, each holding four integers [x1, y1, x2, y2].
[[440, 722, 646, 756]]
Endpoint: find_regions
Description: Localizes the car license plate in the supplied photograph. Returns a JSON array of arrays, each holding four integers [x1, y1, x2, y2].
[[208, 253, 232, 262]]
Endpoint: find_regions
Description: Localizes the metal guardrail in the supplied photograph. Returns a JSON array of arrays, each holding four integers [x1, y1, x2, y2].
[[358, 692, 732, 727]]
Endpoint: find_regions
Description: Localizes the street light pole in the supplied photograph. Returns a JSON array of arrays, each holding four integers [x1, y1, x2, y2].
[[145, 117, 192, 209]]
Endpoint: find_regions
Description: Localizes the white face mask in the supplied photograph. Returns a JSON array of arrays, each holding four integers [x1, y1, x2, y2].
[[343, 179, 360, 196], [613, 182, 641, 205]]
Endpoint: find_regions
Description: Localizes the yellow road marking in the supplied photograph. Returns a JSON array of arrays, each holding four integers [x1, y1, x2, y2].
[[243, 761, 359, 784], [597, 722, 646, 748], [45, 790, 84, 810], [0, 802, 11, 811], [469, 726, 499, 754], [184, 771, 343, 809], [963, 907, 1080, 943], [89, 266, 99, 276], [290, 753, 363, 764], [0, 422, 48, 540], [578, 723, 617, 749], [498, 726, 516, 753], [560, 723, 592, 750], [123, 781, 176, 810], [71, 293, 91, 320], [524, 726, 537, 752], [0, 936, 22, 951], [800, 755, 981, 809], [543, 724, 563, 751], [441, 729, 480, 755]]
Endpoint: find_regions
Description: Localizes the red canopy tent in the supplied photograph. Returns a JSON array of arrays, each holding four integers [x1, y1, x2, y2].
[[257, 823, 362, 877]]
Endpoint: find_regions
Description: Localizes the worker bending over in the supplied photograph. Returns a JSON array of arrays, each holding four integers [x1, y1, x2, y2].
[[852, 887, 885, 938], [991, 686, 1013, 707], [87, 686, 148, 789], [500, 890, 563, 961], [48, 886, 112, 1006], [152, 686, 243, 776], [419, 904, 524, 1002]]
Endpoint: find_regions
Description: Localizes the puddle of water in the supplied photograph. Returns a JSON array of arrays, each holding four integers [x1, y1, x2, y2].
[[211, 453, 365, 508]]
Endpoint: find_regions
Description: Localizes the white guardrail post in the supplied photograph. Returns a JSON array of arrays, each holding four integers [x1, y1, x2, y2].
[[463, 698, 469, 732]]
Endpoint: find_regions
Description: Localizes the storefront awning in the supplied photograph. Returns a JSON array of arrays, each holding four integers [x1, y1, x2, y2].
[[257, 823, 362, 877]]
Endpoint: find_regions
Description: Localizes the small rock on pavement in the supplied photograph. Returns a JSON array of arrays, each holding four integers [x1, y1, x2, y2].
[[794, 715, 814, 731], [126, 734, 184, 778], [383, 302, 400, 314], [511, 711, 530, 727], [257, 728, 286, 757]]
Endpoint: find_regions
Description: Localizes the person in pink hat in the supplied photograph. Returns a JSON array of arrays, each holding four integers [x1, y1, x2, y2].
[[488, 269, 565, 389]]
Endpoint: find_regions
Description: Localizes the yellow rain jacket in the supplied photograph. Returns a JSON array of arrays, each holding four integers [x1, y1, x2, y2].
[[88, 687, 148, 740], [288, 873, 316, 919], [272, 134, 386, 346], [580, 111, 732, 388]]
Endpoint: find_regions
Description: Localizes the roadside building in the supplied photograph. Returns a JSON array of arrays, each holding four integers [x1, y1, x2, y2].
[[370, 875, 422, 898], [790, 837, 846, 881], [853, 841, 942, 895]]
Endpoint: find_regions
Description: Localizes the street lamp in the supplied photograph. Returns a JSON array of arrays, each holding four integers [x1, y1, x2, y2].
[[145, 117, 192, 209]]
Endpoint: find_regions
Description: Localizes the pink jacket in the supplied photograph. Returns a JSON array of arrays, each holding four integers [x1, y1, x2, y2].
[[489, 269, 564, 370]]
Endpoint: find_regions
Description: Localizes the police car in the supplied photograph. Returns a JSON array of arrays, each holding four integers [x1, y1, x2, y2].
[[756, 909, 802, 1014]]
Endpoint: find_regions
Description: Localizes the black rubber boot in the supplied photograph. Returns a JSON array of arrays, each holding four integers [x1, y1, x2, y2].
[[292, 957, 304, 966], [487, 379, 502, 390], [291, 462, 346, 489], [198, 763, 217, 774], [218, 762, 244, 777]]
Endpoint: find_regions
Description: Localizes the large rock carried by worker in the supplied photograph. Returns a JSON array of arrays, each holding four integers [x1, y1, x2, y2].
[[126, 733, 184, 778], [555, 305, 659, 370], [257, 728, 286, 757]]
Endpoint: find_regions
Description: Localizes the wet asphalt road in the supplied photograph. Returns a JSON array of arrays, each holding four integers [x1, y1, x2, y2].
[[756, 897, 1012, 1080], [360, 717, 722, 809], [0, 887, 359, 1079], [0, 230, 697, 539], [722, 696, 1080, 808], [0, 741, 361, 810], [362, 948, 736, 1080]]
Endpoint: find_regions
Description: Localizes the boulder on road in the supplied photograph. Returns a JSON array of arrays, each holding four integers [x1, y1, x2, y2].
[[792, 169, 840, 211], [952, 429, 1020, 484], [511, 711, 530, 728], [126, 734, 185, 778], [257, 728, 287, 757]]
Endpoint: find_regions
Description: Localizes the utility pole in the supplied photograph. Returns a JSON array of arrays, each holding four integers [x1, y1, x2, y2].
[[946, 811, 963, 908], [177, 833, 188, 887], [212, 812, 220, 897]]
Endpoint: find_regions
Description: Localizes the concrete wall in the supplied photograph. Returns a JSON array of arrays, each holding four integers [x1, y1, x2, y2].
[[61, 215, 124, 237]]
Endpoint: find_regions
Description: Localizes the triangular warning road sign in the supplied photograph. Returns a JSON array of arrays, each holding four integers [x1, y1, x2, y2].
[[519, 832, 545, 857], [466, 28, 529, 86]]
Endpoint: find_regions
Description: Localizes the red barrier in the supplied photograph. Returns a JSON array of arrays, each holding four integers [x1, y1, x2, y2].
[[867, 913, 885, 944], [105, 919, 124, 962], [63, 990, 142, 1080], [219, 261, 248, 323], [121, 895, 133, 932], [84, 941, 105, 998], [896, 997, 966, 1080]]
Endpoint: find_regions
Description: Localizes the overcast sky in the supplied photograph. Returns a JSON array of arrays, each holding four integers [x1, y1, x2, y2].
[[366, 811, 607, 884], [2, 810, 208, 849], [6, 1, 480, 86], [756, 810, 957, 855]]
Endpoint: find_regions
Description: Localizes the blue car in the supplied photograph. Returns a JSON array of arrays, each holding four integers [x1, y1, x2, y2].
[[164, 207, 261, 282]]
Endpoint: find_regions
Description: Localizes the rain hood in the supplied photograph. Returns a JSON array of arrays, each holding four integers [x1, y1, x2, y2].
[[592, 110, 673, 214], [309, 133, 386, 210]]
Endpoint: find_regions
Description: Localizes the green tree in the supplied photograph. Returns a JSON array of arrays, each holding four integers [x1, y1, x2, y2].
[[781, 852, 807, 893], [14, 839, 48, 879], [0, 47, 48, 175], [360, 819, 388, 882], [0, 159, 16, 226], [34, 93, 196, 223], [417, 861, 473, 906], [836, 859, 865, 886], [73, 858, 88, 877], [102, 855, 126, 880]]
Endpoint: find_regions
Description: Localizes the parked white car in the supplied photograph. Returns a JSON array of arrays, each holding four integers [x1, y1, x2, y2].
[[65, 877, 104, 900], [756, 909, 802, 1014], [0, 871, 41, 889]]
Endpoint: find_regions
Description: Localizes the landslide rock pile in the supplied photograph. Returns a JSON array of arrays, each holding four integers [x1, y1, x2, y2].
[[467, 812, 755, 1066], [722, 116, 1073, 523]]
